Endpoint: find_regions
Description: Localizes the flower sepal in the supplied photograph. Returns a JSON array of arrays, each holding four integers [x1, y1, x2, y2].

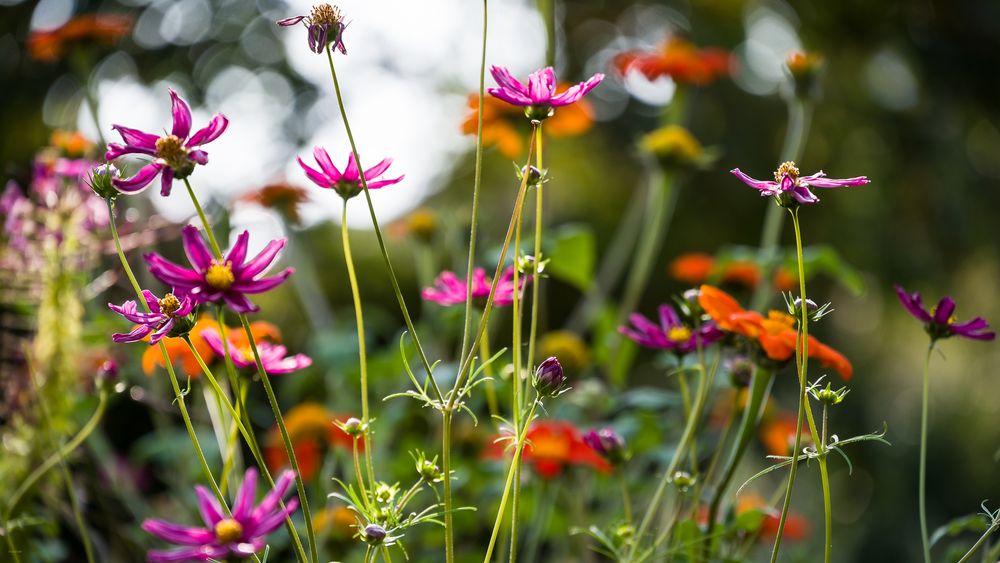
[[525, 104, 554, 122], [87, 163, 121, 199], [166, 310, 198, 339]]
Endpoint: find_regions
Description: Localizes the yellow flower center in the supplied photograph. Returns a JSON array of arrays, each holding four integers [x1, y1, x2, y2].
[[158, 293, 182, 316], [214, 518, 243, 543], [205, 261, 235, 290], [929, 306, 957, 325], [309, 3, 342, 25], [774, 161, 800, 182], [667, 326, 692, 343], [155, 135, 190, 170]]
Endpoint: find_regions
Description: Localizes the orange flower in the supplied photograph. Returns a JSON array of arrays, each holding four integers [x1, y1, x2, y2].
[[141, 316, 281, 377], [759, 413, 811, 457], [264, 403, 356, 481], [461, 91, 594, 159], [28, 14, 133, 62], [241, 183, 310, 225], [699, 285, 853, 380], [670, 253, 714, 284], [312, 505, 357, 540], [50, 130, 94, 157], [736, 494, 809, 542], [484, 420, 610, 479], [614, 37, 730, 85], [772, 267, 798, 291], [720, 261, 762, 288]]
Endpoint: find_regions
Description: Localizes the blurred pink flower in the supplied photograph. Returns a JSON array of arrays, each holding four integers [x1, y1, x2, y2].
[[422, 266, 527, 308]]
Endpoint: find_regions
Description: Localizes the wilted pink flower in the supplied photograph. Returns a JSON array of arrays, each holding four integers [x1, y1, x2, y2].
[[730, 161, 869, 206], [488, 66, 604, 119], [106, 90, 228, 196], [297, 147, 402, 200], [108, 290, 194, 345], [142, 468, 298, 562], [201, 328, 312, 374], [277, 3, 347, 55], [422, 266, 527, 308], [145, 225, 292, 314]]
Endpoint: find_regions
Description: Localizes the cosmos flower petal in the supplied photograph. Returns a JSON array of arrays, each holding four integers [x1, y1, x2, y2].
[[182, 225, 215, 271], [252, 470, 297, 520], [240, 239, 286, 279], [112, 162, 163, 194], [186, 114, 229, 147], [112, 125, 159, 151], [112, 323, 155, 343], [932, 297, 956, 325], [489, 65, 528, 97], [894, 286, 932, 323], [236, 269, 293, 293], [226, 231, 251, 270], [487, 87, 534, 106], [194, 485, 225, 527], [362, 158, 393, 182], [159, 167, 174, 197], [276, 15, 305, 26], [344, 152, 360, 181], [730, 169, 778, 192], [549, 73, 605, 106], [188, 150, 209, 165], [312, 146, 342, 180], [145, 253, 203, 287], [148, 546, 228, 562], [232, 468, 258, 520], [141, 519, 215, 546], [223, 292, 259, 314], [365, 175, 404, 189], [169, 90, 193, 139], [297, 157, 332, 188]]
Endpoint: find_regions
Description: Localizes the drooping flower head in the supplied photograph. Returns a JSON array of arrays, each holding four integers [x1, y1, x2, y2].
[[142, 468, 298, 562], [201, 327, 311, 374], [582, 428, 628, 466], [277, 3, 347, 55], [422, 266, 527, 308], [488, 66, 604, 121], [484, 420, 610, 479], [28, 14, 133, 62], [462, 89, 595, 158], [698, 285, 853, 380], [731, 161, 870, 207], [108, 290, 194, 345], [297, 147, 403, 200], [106, 90, 228, 195], [614, 37, 731, 85], [619, 303, 723, 355], [145, 225, 292, 314], [895, 286, 995, 342]]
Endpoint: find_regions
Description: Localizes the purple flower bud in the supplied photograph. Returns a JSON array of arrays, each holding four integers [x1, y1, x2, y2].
[[97, 359, 119, 382], [582, 428, 627, 465], [533, 356, 565, 397], [363, 523, 387, 545]]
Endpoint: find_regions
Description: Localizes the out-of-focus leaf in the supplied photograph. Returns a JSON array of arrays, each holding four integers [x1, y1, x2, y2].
[[785, 245, 865, 295], [546, 224, 596, 291], [930, 513, 990, 547]]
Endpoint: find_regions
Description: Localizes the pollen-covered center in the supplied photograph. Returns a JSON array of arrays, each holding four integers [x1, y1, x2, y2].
[[774, 161, 800, 182], [155, 135, 190, 170], [205, 261, 235, 291], [214, 518, 243, 543], [309, 3, 342, 25], [929, 306, 957, 325], [667, 326, 692, 343], [158, 293, 182, 316]]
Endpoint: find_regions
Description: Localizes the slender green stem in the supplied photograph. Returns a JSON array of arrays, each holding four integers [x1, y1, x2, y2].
[[341, 203, 378, 491], [480, 333, 500, 421], [750, 98, 812, 312], [183, 178, 222, 257], [524, 124, 545, 385], [919, 342, 935, 563], [352, 437, 373, 513], [820, 405, 832, 563], [769, 207, 817, 562], [4, 531, 22, 563], [238, 314, 319, 563], [442, 411, 455, 563], [324, 48, 442, 401], [957, 521, 999, 563], [620, 474, 633, 525], [460, 0, 490, 368], [483, 401, 540, 563]]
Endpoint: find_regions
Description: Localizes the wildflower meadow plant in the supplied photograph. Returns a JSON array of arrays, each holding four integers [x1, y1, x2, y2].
[[5, 3, 1000, 563]]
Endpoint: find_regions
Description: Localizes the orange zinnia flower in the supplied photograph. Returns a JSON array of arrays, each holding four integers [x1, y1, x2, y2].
[[50, 130, 94, 157], [772, 267, 798, 291], [264, 403, 356, 481], [141, 316, 281, 377], [461, 91, 594, 159], [759, 413, 811, 457], [698, 285, 853, 380], [670, 253, 715, 284], [614, 37, 730, 85], [240, 183, 310, 225], [484, 420, 610, 479], [28, 14, 133, 62]]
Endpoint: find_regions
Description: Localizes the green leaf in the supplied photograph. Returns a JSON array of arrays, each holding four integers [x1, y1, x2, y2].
[[930, 513, 990, 547], [546, 224, 596, 291]]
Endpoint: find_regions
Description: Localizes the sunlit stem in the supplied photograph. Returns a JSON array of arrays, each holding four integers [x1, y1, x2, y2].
[[352, 437, 373, 513], [341, 203, 378, 492], [324, 48, 442, 401], [183, 178, 222, 258], [919, 342, 936, 563], [442, 410, 455, 563]]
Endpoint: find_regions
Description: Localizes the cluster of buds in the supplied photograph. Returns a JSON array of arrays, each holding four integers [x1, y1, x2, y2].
[[532, 357, 566, 397]]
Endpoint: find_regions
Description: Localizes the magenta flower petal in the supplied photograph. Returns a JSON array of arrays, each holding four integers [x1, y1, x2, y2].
[[186, 115, 229, 147], [313, 146, 341, 178], [144, 253, 203, 288], [800, 171, 871, 188], [489, 65, 528, 97], [222, 292, 260, 314], [487, 86, 533, 107], [550, 73, 605, 106], [188, 150, 208, 165], [112, 323, 155, 343], [297, 157, 332, 188], [252, 470, 297, 520], [730, 168, 777, 192], [276, 15, 305, 26], [195, 486, 225, 527], [248, 499, 298, 538], [113, 162, 164, 194], [142, 520, 215, 545], [112, 125, 159, 151], [225, 231, 251, 270], [526, 67, 556, 103], [343, 152, 360, 181], [362, 158, 393, 181], [159, 167, 174, 197], [240, 239, 286, 279], [895, 286, 932, 323], [169, 90, 193, 139], [148, 545, 228, 562], [232, 468, 258, 520], [236, 269, 294, 293], [932, 297, 956, 325], [181, 225, 215, 271], [365, 176, 405, 190]]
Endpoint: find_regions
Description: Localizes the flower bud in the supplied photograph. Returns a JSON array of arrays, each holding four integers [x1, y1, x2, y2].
[[669, 470, 697, 492], [533, 356, 565, 397], [342, 417, 364, 437], [785, 50, 824, 100], [582, 428, 628, 466], [809, 381, 849, 406], [726, 356, 754, 388], [517, 164, 546, 187], [87, 163, 121, 199], [362, 523, 386, 545], [97, 359, 118, 383]]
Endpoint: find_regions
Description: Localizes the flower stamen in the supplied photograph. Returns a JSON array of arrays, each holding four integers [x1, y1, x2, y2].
[[155, 135, 191, 171], [158, 293, 182, 316], [667, 326, 692, 343], [205, 261, 235, 290], [214, 518, 243, 543], [774, 161, 800, 182], [309, 3, 342, 25]]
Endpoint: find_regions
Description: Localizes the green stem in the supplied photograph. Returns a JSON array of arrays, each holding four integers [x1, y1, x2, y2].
[[749, 98, 813, 312], [238, 314, 319, 563], [352, 437, 373, 512], [820, 405, 832, 563], [524, 124, 545, 387], [621, 474, 633, 526], [4, 531, 22, 563], [919, 342, 935, 563], [442, 411, 455, 563], [324, 47, 442, 401], [183, 178, 222, 257], [957, 521, 999, 563], [341, 203, 378, 492]]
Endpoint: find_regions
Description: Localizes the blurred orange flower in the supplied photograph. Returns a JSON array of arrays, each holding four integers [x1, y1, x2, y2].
[[698, 285, 853, 380], [264, 403, 357, 481], [141, 316, 281, 378], [50, 130, 94, 157], [241, 183, 310, 225], [759, 413, 811, 457], [484, 420, 610, 479], [462, 91, 594, 159], [737, 494, 809, 542], [669, 253, 762, 288], [28, 14, 133, 62], [312, 505, 357, 540], [614, 37, 730, 85], [772, 267, 798, 292]]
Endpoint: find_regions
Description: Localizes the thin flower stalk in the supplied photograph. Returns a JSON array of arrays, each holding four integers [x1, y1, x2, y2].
[[341, 202, 378, 492], [918, 343, 935, 563]]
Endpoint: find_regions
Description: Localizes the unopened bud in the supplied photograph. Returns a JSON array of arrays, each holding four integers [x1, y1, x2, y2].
[[533, 357, 565, 397]]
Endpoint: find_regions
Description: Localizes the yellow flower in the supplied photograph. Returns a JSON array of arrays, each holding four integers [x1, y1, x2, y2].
[[538, 330, 590, 374], [639, 125, 704, 165]]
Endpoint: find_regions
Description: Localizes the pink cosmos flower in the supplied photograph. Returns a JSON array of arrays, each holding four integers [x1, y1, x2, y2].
[[730, 161, 869, 206], [108, 290, 194, 345], [145, 225, 292, 314], [297, 147, 403, 200], [422, 266, 527, 308], [277, 3, 347, 55], [895, 286, 996, 342], [142, 468, 298, 562], [201, 328, 312, 374], [487, 66, 604, 118], [619, 304, 724, 355], [105, 89, 228, 196]]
